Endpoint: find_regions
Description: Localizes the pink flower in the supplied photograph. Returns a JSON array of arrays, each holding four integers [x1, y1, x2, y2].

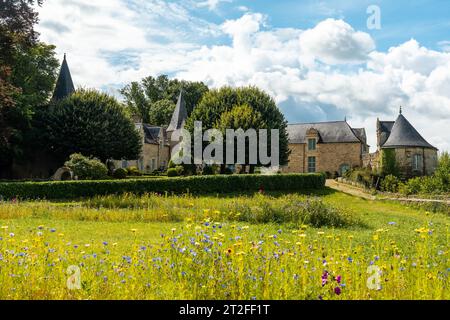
[[334, 287, 342, 295], [336, 275, 342, 284]]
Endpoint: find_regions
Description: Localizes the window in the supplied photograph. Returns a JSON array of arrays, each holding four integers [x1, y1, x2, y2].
[[308, 138, 316, 151], [122, 160, 128, 168], [340, 164, 350, 176], [308, 156, 316, 173], [151, 159, 156, 171], [412, 154, 423, 171]]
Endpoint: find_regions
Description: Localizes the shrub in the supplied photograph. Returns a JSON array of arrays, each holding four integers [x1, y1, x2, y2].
[[167, 168, 179, 177], [64, 154, 108, 180], [202, 165, 215, 175], [398, 177, 422, 195], [0, 173, 326, 200], [127, 166, 141, 176], [175, 165, 184, 176], [380, 174, 400, 193], [113, 168, 128, 180]]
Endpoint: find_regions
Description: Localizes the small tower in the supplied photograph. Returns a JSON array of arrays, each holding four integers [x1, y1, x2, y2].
[[166, 90, 188, 147], [52, 54, 75, 101]]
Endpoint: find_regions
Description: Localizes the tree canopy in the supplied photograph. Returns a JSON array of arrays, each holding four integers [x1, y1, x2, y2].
[[37, 89, 142, 162], [120, 75, 208, 125], [185, 86, 290, 166], [0, 0, 58, 172]]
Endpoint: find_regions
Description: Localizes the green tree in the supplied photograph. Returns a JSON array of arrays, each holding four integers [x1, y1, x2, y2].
[[38, 89, 142, 163], [185, 86, 290, 167], [0, 0, 59, 175], [149, 99, 176, 126], [120, 75, 208, 124]]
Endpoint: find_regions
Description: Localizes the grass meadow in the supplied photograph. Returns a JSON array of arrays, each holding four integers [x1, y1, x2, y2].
[[0, 189, 448, 300]]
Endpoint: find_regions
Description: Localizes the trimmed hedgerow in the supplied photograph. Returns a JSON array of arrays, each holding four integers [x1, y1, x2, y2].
[[0, 173, 325, 200]]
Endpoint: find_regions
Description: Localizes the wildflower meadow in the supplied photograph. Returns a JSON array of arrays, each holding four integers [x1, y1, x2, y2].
[[0, 191, 448, 300]]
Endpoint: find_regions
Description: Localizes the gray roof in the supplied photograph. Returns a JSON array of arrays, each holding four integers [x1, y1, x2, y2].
[[287, 121, 361, 144], [382, 114, 436, 149], [378, 120, 395, 146], [167, 90, 188, 132], [142, 124, 164, 144], [352, 128, 368, 145], [52, 54, 75, 101]]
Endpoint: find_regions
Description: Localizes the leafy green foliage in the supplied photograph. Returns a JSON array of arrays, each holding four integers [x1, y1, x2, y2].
[[64, 153, 108, 180], [185, 86, 290, 166], [120, 75, 208, 124], [37, 89, 142, 162], [148, 99, 176, 126], [380, 149, 398, 176], [126, 166, 141, 176], [167, 168, 179, 177], [380, 174, 400, 193], [0, 173, 326, 200], [395, 152, 450, 196], [112, 168, 127, 180], [0, 1, 58, 174]]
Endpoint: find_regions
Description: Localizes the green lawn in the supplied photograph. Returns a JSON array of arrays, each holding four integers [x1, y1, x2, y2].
[[0, 189, 448, 300]]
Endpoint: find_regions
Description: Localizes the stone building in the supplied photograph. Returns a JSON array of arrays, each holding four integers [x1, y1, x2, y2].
[[367, 108, 438, 177], [114, 91, 188, 173], [283, 120, 368, 176]]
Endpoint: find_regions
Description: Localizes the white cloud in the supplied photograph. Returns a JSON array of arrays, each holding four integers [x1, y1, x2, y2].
[[36, 4, 450, 152], [438, 40, 450, 52], [197, 0, 232, 11], [299, 19, 375, 64]]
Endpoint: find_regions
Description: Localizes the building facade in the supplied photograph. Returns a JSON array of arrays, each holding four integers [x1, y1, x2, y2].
[[282, 121, 368, 176], [367, 108, 438, 177], [114, 91, 188, 173]]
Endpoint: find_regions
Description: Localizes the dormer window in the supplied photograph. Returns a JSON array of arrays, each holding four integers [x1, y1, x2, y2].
[[308, 138, 316, 151]]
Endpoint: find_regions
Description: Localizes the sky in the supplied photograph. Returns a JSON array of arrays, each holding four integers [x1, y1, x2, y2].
[[35, 0, 450, 152]]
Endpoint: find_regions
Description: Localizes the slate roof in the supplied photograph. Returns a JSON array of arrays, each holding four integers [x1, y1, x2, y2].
[[167, 90, 188, 132], [352, 128, 368, 145], [287, 121, 362, 144], [377, 120, 395, 146], [142, 124, 165, 145], [52, 54, 75, 101], [382, 113, 436, 149]]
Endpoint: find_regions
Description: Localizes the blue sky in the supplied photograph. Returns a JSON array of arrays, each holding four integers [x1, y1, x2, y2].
[[36, 0, 450, 151], [186, 0, 450, 50]]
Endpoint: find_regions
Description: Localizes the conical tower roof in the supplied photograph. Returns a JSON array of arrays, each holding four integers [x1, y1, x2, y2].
[[52, 54, 75, 101], [167, 90, 188, 132], [382, 110, 436, 149]]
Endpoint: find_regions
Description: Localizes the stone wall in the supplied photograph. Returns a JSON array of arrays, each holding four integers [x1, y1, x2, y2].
[[394, 147, 438, 176], [283, 142, 363, 175]]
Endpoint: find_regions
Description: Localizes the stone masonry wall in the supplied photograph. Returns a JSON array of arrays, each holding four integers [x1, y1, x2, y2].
[[394, 147, 438, 176], [283, 142, 363, 174]]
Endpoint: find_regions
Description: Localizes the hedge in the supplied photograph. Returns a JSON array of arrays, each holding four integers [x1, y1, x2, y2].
[[0, 173, 325, 200]]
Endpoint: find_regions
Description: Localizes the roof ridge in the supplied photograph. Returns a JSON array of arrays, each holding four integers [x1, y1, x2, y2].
[[288, 120, 347, 125]]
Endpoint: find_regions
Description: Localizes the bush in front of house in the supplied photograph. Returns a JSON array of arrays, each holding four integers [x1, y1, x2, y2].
[[167, 168, 179, 177], [65, 153, 108, 180], [112, 168, 128, 180], [0, 173, 326, 200], [380, 174, 400, 193], [127, 166, 141, 176], [202, 165, 215, 175]]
